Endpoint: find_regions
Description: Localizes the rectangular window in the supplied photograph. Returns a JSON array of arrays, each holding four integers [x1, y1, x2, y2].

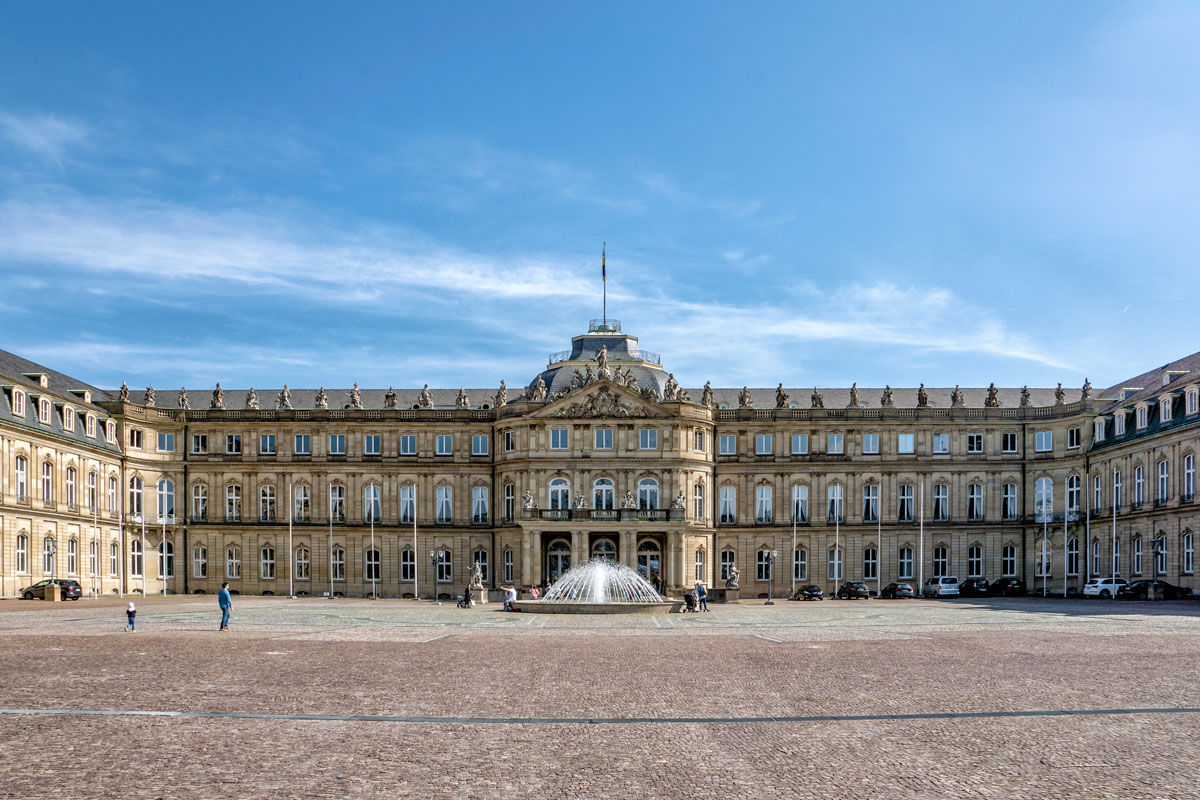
[[399, 485, 415, 524], [791, 433, 808, 455], [399, 434, 416, 456], [720, 434, 737, 455], [594, 428, 613, 450], [898, 548, 913, 580], [1003, 483, 1018, 520], [898, 484, 914, 522], [897, 433, 914, 454], [364, 434, 381, 456], [1137, 406, 1147, 429], [503, 431, 515, 452], [827, 434, 844, 455], [328, 434, 345, 455], [1188, 389, 1198, 416], [1185, 454, 1195, 500], [639, 429, 658, 450], [435, 434, 453, 455], [862, 484, 879, 522], [720, 551, 735, 582], [550, 428, 569, 450], [129, 428, 143, 449], [862, 433, 879, 455], [157, 432, 174, 452], [694, 430, 705, 451], [755, 434, 773, 455], [1035, 431, 1053, 452], [1001, 432, 1018, 453], [756, 550, 773, 582], [1115, 414, 1126, 435], [1114, 470, 1122, 508], [1094, 419, 1105, 442], [221, 434, 239, 455], [503, 549, 514, 583], [86, 415, 96, 437], [932, 433, 949, 454], [503, 484, 515, 522], [755, 486, 773, 523], [793, 549, 807, 581], [260, 434, 276, 455], [436, 486, 452, 523], [719, 487, 736, 524], [966, 433, 983, 454], [471, 434, 489, 456], [192, 434, 208, 454], [968, 484, 984, 521], [294, 434, 311, 455], [1093, 474, 1103, 512], [13, 390, 25, 416], [472, 486, 489, 524], [1161, 398, 1172, 423], [400, 550, 415, 582], [933, 484, 949, 521], [1067, 427, 1081, 449]]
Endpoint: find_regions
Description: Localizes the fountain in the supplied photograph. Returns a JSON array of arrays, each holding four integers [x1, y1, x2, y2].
[[511, 559, 684, 614]]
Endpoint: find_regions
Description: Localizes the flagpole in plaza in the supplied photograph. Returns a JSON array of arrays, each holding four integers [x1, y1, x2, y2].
[[791, 496, 797, 599], [601, 243, 607, 325], [877, 499, 882, 599], [288, 483, 294, 599], [413, 489, 419, 601], [370, 490, 377, 600], [918, 483, 924, 594], [1112, 468, 1118, 587], [329, 490, 334, 600], [92, 492, 99, 598], [162, 509, 168, 597], [141, 513, 146, 597]]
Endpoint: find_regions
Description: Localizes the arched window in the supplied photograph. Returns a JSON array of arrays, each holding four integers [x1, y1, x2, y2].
[[692, 483, 705, 521], [108, 475, 117, 513], [546, 539, 571, 582], [225, 484, 242, 522], [595, 538, 618, 563], [1067, 537, 1079, 576], [67, 538, 77, 575], [1133, 537, 1143, 575], [593, 478, 615, 510], [130, 539, 143, 577], [968, 545, 983, 578], [720, 549, 736, 581], [827, 484, 844, 524], [329, 484, 346, 523], [435, 485, 452, 523], [191, 484, 208, 522], [291, 484, 310, 523], [225, 545, 241, 579], [42, 461, 53, 506], [637, 478, 659, 510], [1113, 538, 1122, 575], [1066, 475, 1080, 520], [635, 539, 659, 580], [295, 546, 310, 580], [66, 467, 77, 508], [260, 485, 277, 523], [88, 540, 97, 576], [719, 486, 736, 524], [695, 548, 706, 582], [193, 545, 207, 578], [260, 545, 275, 580], [792, 484, 809, 523], [159, 540, 174, 578], [863, 546, 878, 580], [548, 478, 570, 510], [157, 479, 175, 523], [755, 485, 773, 523], [14, 456, 28, 500], [793, 548, 807, 581], [129, 475, 144, 518], [332, 546, 346, 581], [364, 484, 381, 524], [933, 545, 948, 577], [827, 547, 843, 581], [1034, 477, 1053, 522], [365, 548, 380, 582]]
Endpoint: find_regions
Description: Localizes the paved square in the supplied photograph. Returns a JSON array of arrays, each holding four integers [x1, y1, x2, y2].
[[2, 596, 1199, 798]]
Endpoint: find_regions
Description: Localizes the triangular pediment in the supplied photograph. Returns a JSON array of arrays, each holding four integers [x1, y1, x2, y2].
[[532, 379, 669, 419]]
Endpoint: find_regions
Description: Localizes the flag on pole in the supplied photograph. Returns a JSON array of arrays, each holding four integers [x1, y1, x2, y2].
[[602, 243, 606, 282]]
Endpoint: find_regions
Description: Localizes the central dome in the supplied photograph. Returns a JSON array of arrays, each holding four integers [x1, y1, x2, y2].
[[528, 319, 669, 398]]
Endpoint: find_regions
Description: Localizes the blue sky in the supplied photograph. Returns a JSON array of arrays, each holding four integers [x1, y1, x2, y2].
[[2, 1, 1198, 392]]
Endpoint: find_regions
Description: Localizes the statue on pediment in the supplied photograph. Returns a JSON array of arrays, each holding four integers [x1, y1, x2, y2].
[[494, 380, 508, 407], [676, 388, 691, 403], [348, 383, 363, 409], [624, 370, 638, 391], [641, 385, 660, 403], [278, 384, 293, 410], [702, 381, 714, 409], [738, 386, 753, 409], [1019, 386, 1031, 408], [1055, 383, 1065, 405], [597, 346, 611, 380], [246, 388, 260, 410], [951, 386, 964, 407], [178, 388, 190, 410], [584, 365, 596, 385], [569, 369, 585, 391], [211, 383, 225, 410], [916, 384, 928, 408], [847, 383, 859, 408], [985, 383, 1000, 407], [663, 373, 679, 401], [811, 388, 824, 409], [1081, 378, 1092, 400], [418, 384, 433, 409], [881, 385, 895, 408], [145, 386, 156, 407], [456, 387, 470, 409], [775, 383, 789, 408], [315, 387, 328, 409], [528, 374, 547, 402], [119, 381, 129, 402], [384, 387, 398, 409]]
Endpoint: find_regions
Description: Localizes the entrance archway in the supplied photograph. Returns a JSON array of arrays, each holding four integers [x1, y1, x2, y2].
[[546, 538, 571, 583], [636, 539, 661, 586], [591, 538, 617, 563]]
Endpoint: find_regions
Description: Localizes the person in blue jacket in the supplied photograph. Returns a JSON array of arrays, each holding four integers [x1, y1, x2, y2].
[[218, 582, 232, 631]]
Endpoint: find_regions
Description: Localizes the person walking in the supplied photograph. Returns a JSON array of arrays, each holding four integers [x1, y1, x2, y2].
[[218, 582, 232, 631], [695, 581, 709, 612], [124, 601, 137, 632]]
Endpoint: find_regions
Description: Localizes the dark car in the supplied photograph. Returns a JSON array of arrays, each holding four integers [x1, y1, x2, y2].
[[959, 578, 991, 597], [837, 581, 871, 599], [795, 584, 824, 601], [1118, 579, 1193, 600], [880, 582, 914, 599], [20, 579, 82, 600], [988, 578, 1026, 597]]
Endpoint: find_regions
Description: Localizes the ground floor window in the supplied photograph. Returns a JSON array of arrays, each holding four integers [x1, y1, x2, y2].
[[261, 546, 275, 580], [400, 548, 414, 582], [756, 549, 772, 581], [933, 546, 948, 578], [793, 548, 807, 581], [503, 549, 513, 583], [1067, 538, 1079, 576], [332, 547, 345, 581], [695, 549, 705, 582], [720, 550, 735, 581], [1002, 545, 1016, 577], [898, 547, 913, 580], [967, 545, 982, 578], [225, 545, 240, 579], [295, 546, 310, 581], [862, 547, 877, 580], [435, 550, 452, 583], [365, 548, 380, 582], [472, 550, 489, 583], [827, 548, 843, 581]]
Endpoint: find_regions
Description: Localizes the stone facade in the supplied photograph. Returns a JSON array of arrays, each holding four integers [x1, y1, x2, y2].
[[1, 321, 1197, 599]]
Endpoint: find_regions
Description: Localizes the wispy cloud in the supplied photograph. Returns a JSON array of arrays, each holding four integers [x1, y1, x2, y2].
[[0, 111, 89, 161]]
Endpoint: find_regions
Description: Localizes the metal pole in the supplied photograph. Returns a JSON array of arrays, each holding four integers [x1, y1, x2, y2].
[[835, 492, 840, 589], [141, 514, 146, 598], [765, 551, 775, 605], [92, 493, 98, 598], [877, 499, 882, 599], [413, 498, 418, 601], [329, 491, 334, 600], [1042, 517, 1048, 597], [1063, 509, 1068, 600], [162, 512, 167, 598], [288, 483, 294, 598], [791, 500, 797, 599], [370, 496, 377, 600], [1112, 468, 1117, 587], [918, 483, 924, 595]]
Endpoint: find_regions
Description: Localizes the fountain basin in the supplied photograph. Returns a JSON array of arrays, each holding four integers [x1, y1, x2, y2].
[[511, 600, 685, 614]]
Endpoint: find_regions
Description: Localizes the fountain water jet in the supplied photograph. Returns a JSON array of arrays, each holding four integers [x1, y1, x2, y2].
[[512, 559, 684, 614]]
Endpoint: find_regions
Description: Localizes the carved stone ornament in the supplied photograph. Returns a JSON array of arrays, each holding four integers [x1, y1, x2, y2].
[[881, 385, 895, 408], [738, 386, 753, 409], [522, 491, 537, 510], [553, 384, 650, 419], [702, 381, 715, 409], [315, 387, 329, 410], [951, 386, 964, 408], [348, 383, 363, 409], [676, 388, 691, 403], [456, 387, 470, 409], [418, 384, 433, 409], [774, 383, 788, 409], [278, 384, 293, 410], [573, 492, 588, 509], [528, 374, 547, 402], [597, 345, 611, 381], [384, 387, 398, 409], [621, 490, 637, 509], [663, 373, 679, 401], [640, 385, 660, 403], [724, 564, 741, 590], [470, 562, 484, 589], [1019, 386, 1031, 408], [916, 384, 928, 408], [811, 388, 824, 409], [569, 369, 585, 391], [1055, 383, 1066, 405], [985, 383, 1000, 408], [671, 491, 685, 510], [624, 370, 638, 391], [145, 386, 156, 407], [1081, 378, 1092, 400], [178, 388, 190, 410], [245, 388, 260, 410], [211, 383, 226, 410], [494, 380, 507, 408], [584, 365, 596, 385], [847, 383, 859, 408], [119, 381, 129, 402]]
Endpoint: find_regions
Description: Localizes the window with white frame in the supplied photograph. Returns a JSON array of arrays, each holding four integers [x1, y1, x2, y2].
[[365, 548, 380, 582], [435, 549, 451, 583], [692, 483, 705, 521], [1153, 536, 1166, 575], [89, 540, 97, 576], [827, 434, 844, 455], [328, 434, 345, 456], [364, 484, 381, 523], [158, 432, 175, 452], [128, 475, 143, 517], [293, 484, 310, 522], [1184, 532, 1194, 574], [157, 479, 174, 522], [128, 539, 141, 577], [225, 484, 242, 522], [968, 483, 983, 521], [1035, 431, 1052, 452], [261, 546, 276, 580], [827, 484, 844, 523], [719, 486, 736, 524], [257, 485, 275, 522], [791, 433, 809, 455], [933, 484, 949, 521], [13, 389, 25, 416], [435, 435, 453, 455], [193, 545, 208, 578], [503, 431, 516, 452], [15, 456, 28, 501], [42, 461, 54, 507], [63, 406, 74, 432], [294, 546, 310, 580], [1185, 454, 1195, 500], [898, 547, 913, 579], [66, 467, 76, 508], [1094, 418, 1106, 442], [400, 484, 415, 523], [435, 486, 453, 523], [898, 484, 914, 522], [471, 434, 488, 456], [86, 414, 96, 437], [720, 550, 735, 581], [720, 434, 737, 455], [364, 434, 381, 456], [87, 471, 97, 511], [399, 434, 416, 455], [756, 434, 773, 455], [639, 429, 658, 450], [1137, 406, 1147, 429], [933, 545, 948, 577], [400, 548, 415, 582], [1157, 460, 1169, 503], [694, 429, 705, 451], [827, 547, 843, 581], [1161, 397, 1173, 423], [1002, 544, 1017, 576], [792, 484, 809, 523], [966, 433, 983, 454], [967, 545, 982, 578], [503, 483, 515, 521], [287, 434, 308, 455], [793, 548, 807, 581], [1066, 475, 1080, 520], [550, 428, 569, 450], [862, 484, 879, 522], [191, 484, 207, 521], [863, 546, 878, 580], [1034, 477, 1053, 522], [1134, 465, 1145, 507], [259, 434, 275, 455], [66, 538, 77, 575], [1067, 428, 1081, 449], [108, 475, 117, 513], [1002, 483, 1018, 520], [1188, 389, 1198, 416], [151, 541, 168, 579], [1113, 469, 1123, 509], [756, 549, 773, 581], [332, 547, 345, 581], [897, 433, 914, 454], [1091, 538, 1101, 576], [1092, 474, 1102, 512], [226, 434, 242, 455], [106, 420, 116, 443], [39, 398, 50, 424], [548, 478, 569, 510], [755, 485, 773, 523], [862, 433, 879, 455], [329, 484, 345, 523], [638, 478, 659, 510], [502, 548, 513, 583], [932, 433, 949, 454], [1133, 537, 1143, 574], [594, 477, 616, 511], [1066, 537, 1079, 576], [472, 486, 489, 523], [1115, 413, 1126, 435], [594, 428, 612, 450], [109, 540, 118, 576]]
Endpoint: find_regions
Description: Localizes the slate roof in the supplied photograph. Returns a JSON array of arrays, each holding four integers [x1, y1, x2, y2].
[[0, 349, 123, 454], [1098, 350, 1200, 411]]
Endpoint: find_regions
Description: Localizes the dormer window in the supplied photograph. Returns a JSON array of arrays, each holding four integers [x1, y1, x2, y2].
[[1188, 388, 1199, 416], [86, 414, 96, 438], [1115, 413, 1126, 436], [1093, 418, 1104, 442], [1136, 406, 1147, 429], [13, 389, 26, 417], [105, 421, 116, 443], [38, 398, 51, 424], [23, 373, 48, 388], [1161, 397, 1173, 423], [63, 405, 74, 432]]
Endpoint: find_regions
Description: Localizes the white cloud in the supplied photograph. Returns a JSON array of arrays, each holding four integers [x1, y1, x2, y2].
[[0, 111, 89, 160]]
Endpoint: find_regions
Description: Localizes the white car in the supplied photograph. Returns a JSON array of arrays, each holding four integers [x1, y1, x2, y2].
[[1083, 577, 1127, 598], [923, 576, 960, 597]]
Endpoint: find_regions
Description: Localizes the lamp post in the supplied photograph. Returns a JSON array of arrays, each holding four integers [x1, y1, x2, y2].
[[429, 550, 442, 605], [765, 550, 778, 605]]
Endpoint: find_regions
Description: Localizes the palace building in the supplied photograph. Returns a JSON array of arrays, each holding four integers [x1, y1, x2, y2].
[[1, 320, 1197, 599]]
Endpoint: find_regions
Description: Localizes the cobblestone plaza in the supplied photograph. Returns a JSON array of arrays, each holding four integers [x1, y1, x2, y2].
[[2, 596, 1199, 798]]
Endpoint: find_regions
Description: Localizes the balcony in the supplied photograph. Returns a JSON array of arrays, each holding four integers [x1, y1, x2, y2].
[[531, 508, 684, 522]]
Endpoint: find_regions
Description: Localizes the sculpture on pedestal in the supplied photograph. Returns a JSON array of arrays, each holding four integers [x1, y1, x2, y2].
[[278, 385, 293, 410], [145, 386, 156, 407], [245, 388, 260, 410], [775, 383, 789, 408], [211, 383, 226, 410], [348, 383, 363, 409], [418, 384, 433, 409], [315, 387, 328, 409]]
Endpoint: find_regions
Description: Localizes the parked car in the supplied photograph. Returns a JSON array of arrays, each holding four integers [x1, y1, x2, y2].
[[922, 576, 959, 598], [837, 581, 871, 599], [1083, 577, 1128, 599], [20, 579, 82, 601], [795, 584, 824, 601], [988, 578, 1026, 597], [880, 582, 914, 599], [1118, 579, 1192, 600], [959, 578, 991, 597]]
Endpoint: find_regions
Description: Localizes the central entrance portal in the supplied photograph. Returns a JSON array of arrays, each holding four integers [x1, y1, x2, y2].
[[636, 538, 662, 589], [546, 538, 571, 583], [591, 537, 617, 563]]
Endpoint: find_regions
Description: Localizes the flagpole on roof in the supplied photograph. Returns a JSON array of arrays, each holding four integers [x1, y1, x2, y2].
[[602, 243, 607, 326]]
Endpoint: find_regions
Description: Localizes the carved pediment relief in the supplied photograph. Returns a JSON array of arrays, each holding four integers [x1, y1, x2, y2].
[[533, 380, 667, 419]]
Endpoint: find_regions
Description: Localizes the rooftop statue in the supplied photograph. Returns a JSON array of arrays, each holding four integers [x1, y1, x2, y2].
[[641, 385, 660, 402], [211, 383, 225, 410], [676, 387, 691, 403], [245, 388, 260, 410], [847, 383, 859, 408], [1055, 383, 1065, 405], [985, 383, 1000, 407], [584, 365, 596, 385], [951, 386, 964, 408], [597, 345, 611, 380], [384, 386, 398, 409], [663, 373, 679, 401], [178, 387, 190, 409], [529, 374, 548, 402], [494, 380, 508, 407], [145, 385, 156, 407], [702, 381, 715, 408], [418, 384, 433, 409], [811, 388, 824, 409], [456, 387, 470, 409], [624, 370, 638, 390], [278, 384, 293, 410], [569, 369, 585, 391], [775, 383, 789, 408], [119, 381, 129, 402], [315, 387, 329, 409], [348, 383, 363, 409], [1019, 386, 1031, 408], [881, 385, 895, 408], [916, 384, 928, 408], [1081, 378, 1092, 400], [738, 386, 753, 409]]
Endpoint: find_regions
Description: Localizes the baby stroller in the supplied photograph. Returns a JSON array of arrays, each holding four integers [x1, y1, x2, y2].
[[682, 591, 697, 612], [457, 588, 472, 608]]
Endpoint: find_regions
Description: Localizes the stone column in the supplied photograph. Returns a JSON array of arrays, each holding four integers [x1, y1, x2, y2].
[[521, 529, 532, 588], [572, 530, 586, 570], [620, 530, 636, 567], [530, 531, 542, 589]]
